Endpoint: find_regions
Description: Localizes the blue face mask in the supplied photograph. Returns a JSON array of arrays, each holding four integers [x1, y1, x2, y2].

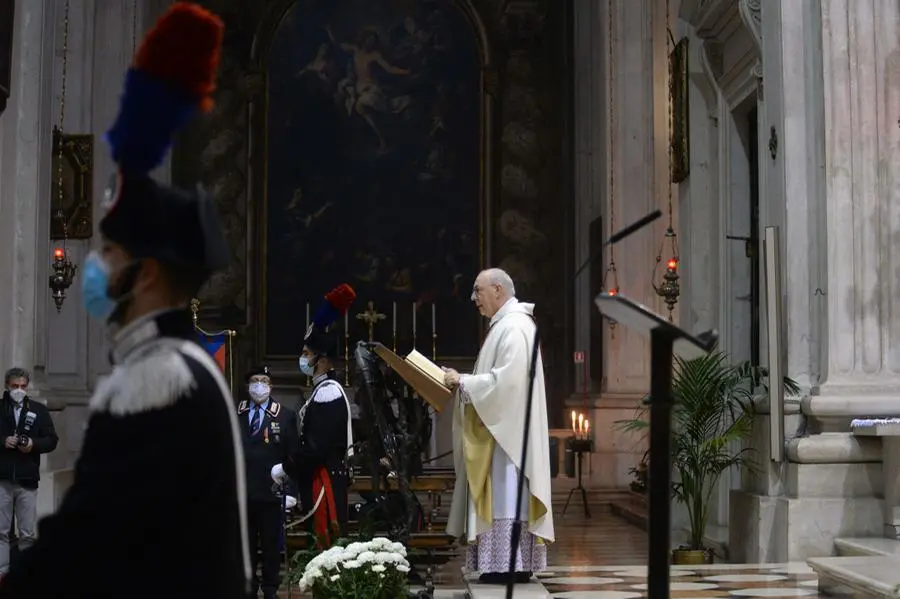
[[298, 356, 316, 377], [81, 251, 116, 321]]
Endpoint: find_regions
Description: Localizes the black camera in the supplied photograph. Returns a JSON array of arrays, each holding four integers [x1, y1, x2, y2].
[[16, 435, 28, 448]]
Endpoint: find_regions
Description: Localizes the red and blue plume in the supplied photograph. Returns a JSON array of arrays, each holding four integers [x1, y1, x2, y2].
[[311, 284, 357, 331], [104, 2, 224, 174]]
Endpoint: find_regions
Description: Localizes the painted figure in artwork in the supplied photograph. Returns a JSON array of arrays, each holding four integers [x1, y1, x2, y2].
[[327, 26, 412, 152]]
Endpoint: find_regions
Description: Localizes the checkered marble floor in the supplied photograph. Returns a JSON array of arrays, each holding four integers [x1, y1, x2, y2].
[[275, 507, 824, 597], [537, 562, 820, 598]]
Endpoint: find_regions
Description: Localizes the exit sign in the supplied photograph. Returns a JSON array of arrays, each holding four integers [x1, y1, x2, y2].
[[573, 351, 585, 364]]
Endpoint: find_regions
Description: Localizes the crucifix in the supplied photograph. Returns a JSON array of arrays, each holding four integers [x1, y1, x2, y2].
[[356, 301, 386, 342]]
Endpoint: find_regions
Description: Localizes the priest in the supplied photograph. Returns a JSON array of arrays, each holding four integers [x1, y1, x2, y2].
[[441, 268, 554, 585]]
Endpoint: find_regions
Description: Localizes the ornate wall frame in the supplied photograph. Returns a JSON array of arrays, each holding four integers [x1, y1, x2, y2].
[[247, 0, 497, 362], [670, 37, 690, 184], [50, 129, 94, 240]]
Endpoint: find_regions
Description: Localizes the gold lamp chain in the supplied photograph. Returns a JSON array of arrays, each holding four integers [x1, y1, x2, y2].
[[666, 0, 674, 227], [604, 0, 619, 298], [608, 1, 616, 266], [56, 0, 70, 243]]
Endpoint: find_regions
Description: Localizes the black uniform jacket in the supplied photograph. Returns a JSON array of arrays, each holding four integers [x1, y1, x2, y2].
[[0, 309, 251, 599], [0, 393, 58, 489], [286, 373, 350, 484], [238, 397, 298, 503]]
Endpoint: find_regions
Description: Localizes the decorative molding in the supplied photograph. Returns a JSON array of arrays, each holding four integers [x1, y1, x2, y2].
[[738, 0, 762, 53], [50, 130, 94, 240]]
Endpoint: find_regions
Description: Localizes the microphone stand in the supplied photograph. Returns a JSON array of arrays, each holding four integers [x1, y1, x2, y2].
[[503, 210, 663, 599], [505, 327, 541, 599]]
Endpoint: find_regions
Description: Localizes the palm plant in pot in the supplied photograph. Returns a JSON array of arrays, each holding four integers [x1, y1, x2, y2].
[[617, 350, 798, 564]]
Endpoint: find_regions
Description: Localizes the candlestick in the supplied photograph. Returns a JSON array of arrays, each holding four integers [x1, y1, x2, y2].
[[344, 330, 350, 386], [412, 303, 417, 349], [305, 302, 311, 387], [392, 302, 397, 351], [432, 303, 437, 360], [345, 311, 348, 331]]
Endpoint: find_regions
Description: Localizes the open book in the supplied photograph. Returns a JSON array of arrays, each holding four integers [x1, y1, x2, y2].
[[405, 350, 446, 387], [372, 345, 452, 412]]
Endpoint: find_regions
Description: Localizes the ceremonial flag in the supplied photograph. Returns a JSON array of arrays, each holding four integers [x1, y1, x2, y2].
[[198, 332, 227, 373]]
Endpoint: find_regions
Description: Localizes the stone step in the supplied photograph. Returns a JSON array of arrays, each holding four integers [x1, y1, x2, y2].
[[808, 555, 900, 599], [835, 537, 900, 557], [609, 498, 647, 530], [463, 570, 551, 599]]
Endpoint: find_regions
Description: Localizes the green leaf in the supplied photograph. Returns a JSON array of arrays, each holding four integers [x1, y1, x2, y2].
[[613, 349, 799, 550]]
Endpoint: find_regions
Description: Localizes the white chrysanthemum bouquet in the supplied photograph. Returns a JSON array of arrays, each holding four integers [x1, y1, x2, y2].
[[298, 537, 411, 598]]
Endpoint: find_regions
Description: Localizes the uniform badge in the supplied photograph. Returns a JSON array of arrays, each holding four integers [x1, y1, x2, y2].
[[263, 427, 269, 444]]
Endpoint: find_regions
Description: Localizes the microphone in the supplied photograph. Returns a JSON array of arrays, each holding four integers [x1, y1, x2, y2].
[[505, 209, 662, 599], [572, 209, 662, 281]]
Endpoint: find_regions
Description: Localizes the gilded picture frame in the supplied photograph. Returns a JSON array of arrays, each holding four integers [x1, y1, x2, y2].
[[669, 36, 690, 184], [50, 129, 94, 240]]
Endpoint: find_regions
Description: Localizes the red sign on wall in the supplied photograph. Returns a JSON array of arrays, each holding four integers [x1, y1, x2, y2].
[[573, 351, 585, 364]]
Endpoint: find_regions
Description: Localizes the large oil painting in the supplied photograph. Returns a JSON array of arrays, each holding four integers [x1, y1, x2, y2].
[[263, 0, 483, 358]]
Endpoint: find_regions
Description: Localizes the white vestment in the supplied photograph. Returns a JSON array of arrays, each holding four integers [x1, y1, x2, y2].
[[446, 299, 554, 574]]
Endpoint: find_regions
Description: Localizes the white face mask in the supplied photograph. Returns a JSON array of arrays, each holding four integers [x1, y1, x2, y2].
[[298, 356, 316, 377], [8, 389, 25, 404], [248, 382, 270, 404]]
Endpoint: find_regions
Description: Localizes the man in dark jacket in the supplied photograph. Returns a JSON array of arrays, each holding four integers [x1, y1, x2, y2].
[[239, 365, 298, 599], [0, 367, 57, 579]]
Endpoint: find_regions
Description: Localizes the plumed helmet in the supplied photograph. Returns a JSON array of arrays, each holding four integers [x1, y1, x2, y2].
[[99, 3, 228, 275]]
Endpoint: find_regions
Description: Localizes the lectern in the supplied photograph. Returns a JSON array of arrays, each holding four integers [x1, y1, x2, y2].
[[594, 293, 717, 599]]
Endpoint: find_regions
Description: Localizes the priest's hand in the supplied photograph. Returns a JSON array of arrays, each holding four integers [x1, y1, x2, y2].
[[442, 367, 460, 388]]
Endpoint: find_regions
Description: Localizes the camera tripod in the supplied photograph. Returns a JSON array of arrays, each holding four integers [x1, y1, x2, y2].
[[560, 439, 592, 518]]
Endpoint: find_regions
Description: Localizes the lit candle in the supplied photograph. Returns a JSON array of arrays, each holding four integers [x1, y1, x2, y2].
[[578, 413, 584, 438], [412, 303, 417, 336], [393, 302, 397, 335], [584, 420, 590, 437], [571, 410, 576, 434]]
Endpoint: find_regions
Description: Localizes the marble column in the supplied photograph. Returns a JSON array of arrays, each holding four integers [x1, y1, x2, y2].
[[0, 0, 52, 376], [572, 0, 604, 392], [774, 0, 827, 394], [818, 0, 900, 400]]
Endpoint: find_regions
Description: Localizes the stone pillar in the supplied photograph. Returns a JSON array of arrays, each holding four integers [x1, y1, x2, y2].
[[730, 0, 900, 561], [571, 0, 604, 394], [777, 0, 827, 393], [817, 0, 900, 401], [0, 0, 50, 375]]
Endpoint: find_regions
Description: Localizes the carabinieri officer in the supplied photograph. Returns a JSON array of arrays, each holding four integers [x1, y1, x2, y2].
[[239, 365, 298, 599]]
